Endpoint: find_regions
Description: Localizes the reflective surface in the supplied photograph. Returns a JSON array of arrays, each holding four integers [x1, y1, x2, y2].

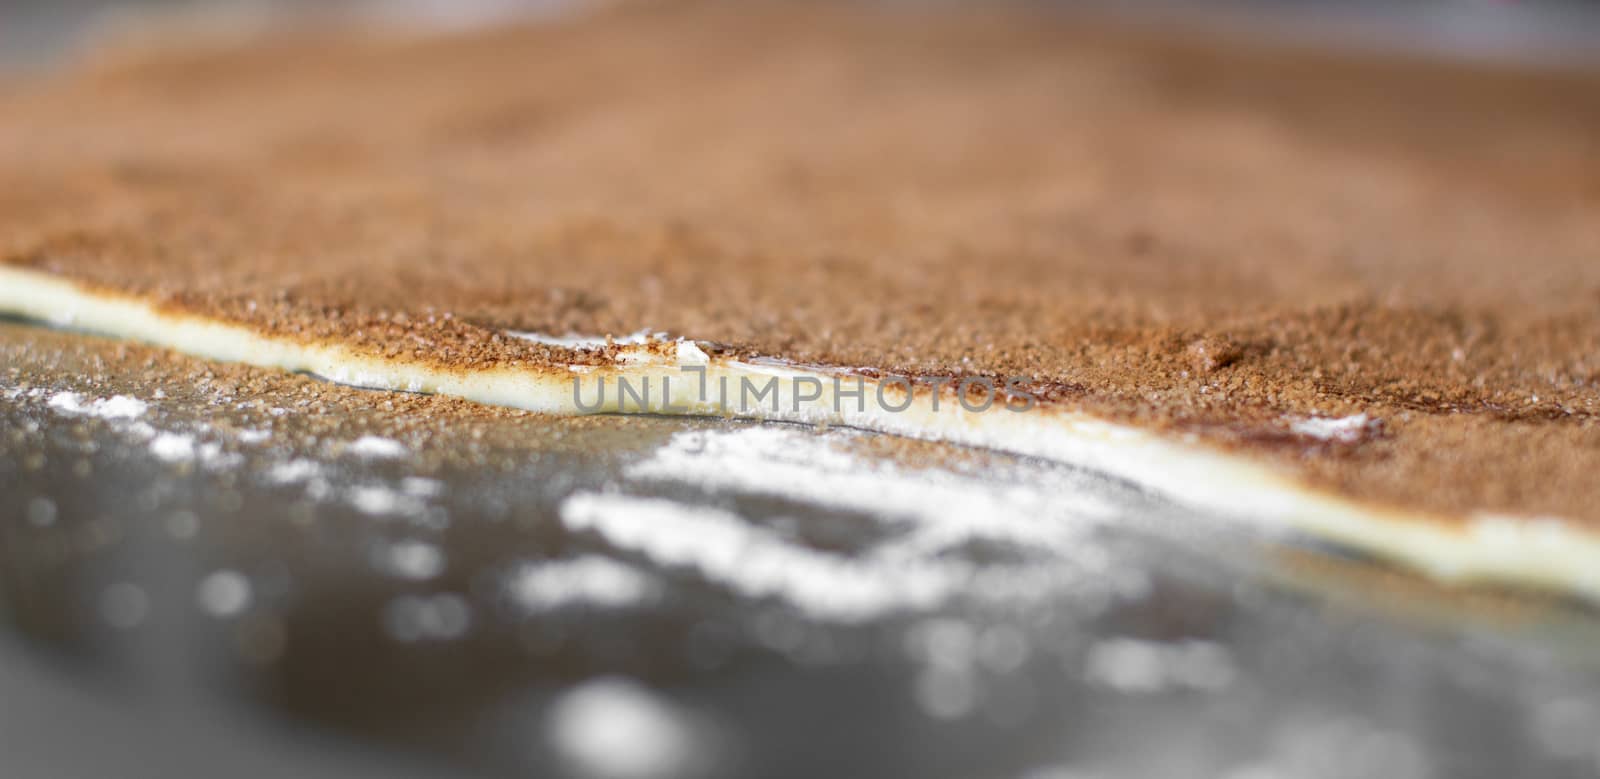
[[4, 322, 1600, 778], [5, 2, 1600, 776]]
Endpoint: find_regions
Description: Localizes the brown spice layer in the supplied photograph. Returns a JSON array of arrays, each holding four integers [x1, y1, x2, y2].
[[3, 1, 1599, 525], [0, 321, 702, 465]]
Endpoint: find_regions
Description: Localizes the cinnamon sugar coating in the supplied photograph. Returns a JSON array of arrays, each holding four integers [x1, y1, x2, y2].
[[3, 1, 1599, 524]]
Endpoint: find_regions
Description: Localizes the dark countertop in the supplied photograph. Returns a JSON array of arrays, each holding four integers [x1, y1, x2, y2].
[[4, 321, 1600, 779], [5, 2, 1600, 777]]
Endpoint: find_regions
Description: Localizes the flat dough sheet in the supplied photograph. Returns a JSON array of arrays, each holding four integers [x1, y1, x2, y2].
[[3, 1, 1599, 595]]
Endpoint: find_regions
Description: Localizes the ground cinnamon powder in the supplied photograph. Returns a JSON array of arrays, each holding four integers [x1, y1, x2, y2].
[[3, 1, 1598, 525]]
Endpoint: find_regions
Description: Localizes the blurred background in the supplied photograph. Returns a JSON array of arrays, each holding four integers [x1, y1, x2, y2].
[[7, 0, 1600, 72], [4, 2, 1600, 778]]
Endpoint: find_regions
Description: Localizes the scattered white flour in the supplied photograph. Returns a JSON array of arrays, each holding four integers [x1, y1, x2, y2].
[[348, 485, 426, 516], [348, 435, 409, 459], [558, 426, 1146, 622], [508, 556, 659, 612], [45, 391, 87, 414], [1290, 413, 1376, 443], [1082, 638, 1236, 694], [400, 476, 445, 498], [625, 426, 1115, 561], [17, 386, 253, 473], [95, 395, 149, 419], [562, 493, 964, 622], [237, 429, 272, 444], [122, 421, 157, 441], [197, 441, 244, 471], [305, 478, 333, 502], [148, 432, 198, 462], [144, 432, 241, 470], [546, 677, 699, 779], [266, 458, 323, 485], [47, 391, 149, 420], [373, 539, 446, 580]]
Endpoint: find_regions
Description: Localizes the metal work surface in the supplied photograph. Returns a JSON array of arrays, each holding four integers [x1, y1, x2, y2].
[[4, 322, 1600, 778], [6, 2, 1600, 778]]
